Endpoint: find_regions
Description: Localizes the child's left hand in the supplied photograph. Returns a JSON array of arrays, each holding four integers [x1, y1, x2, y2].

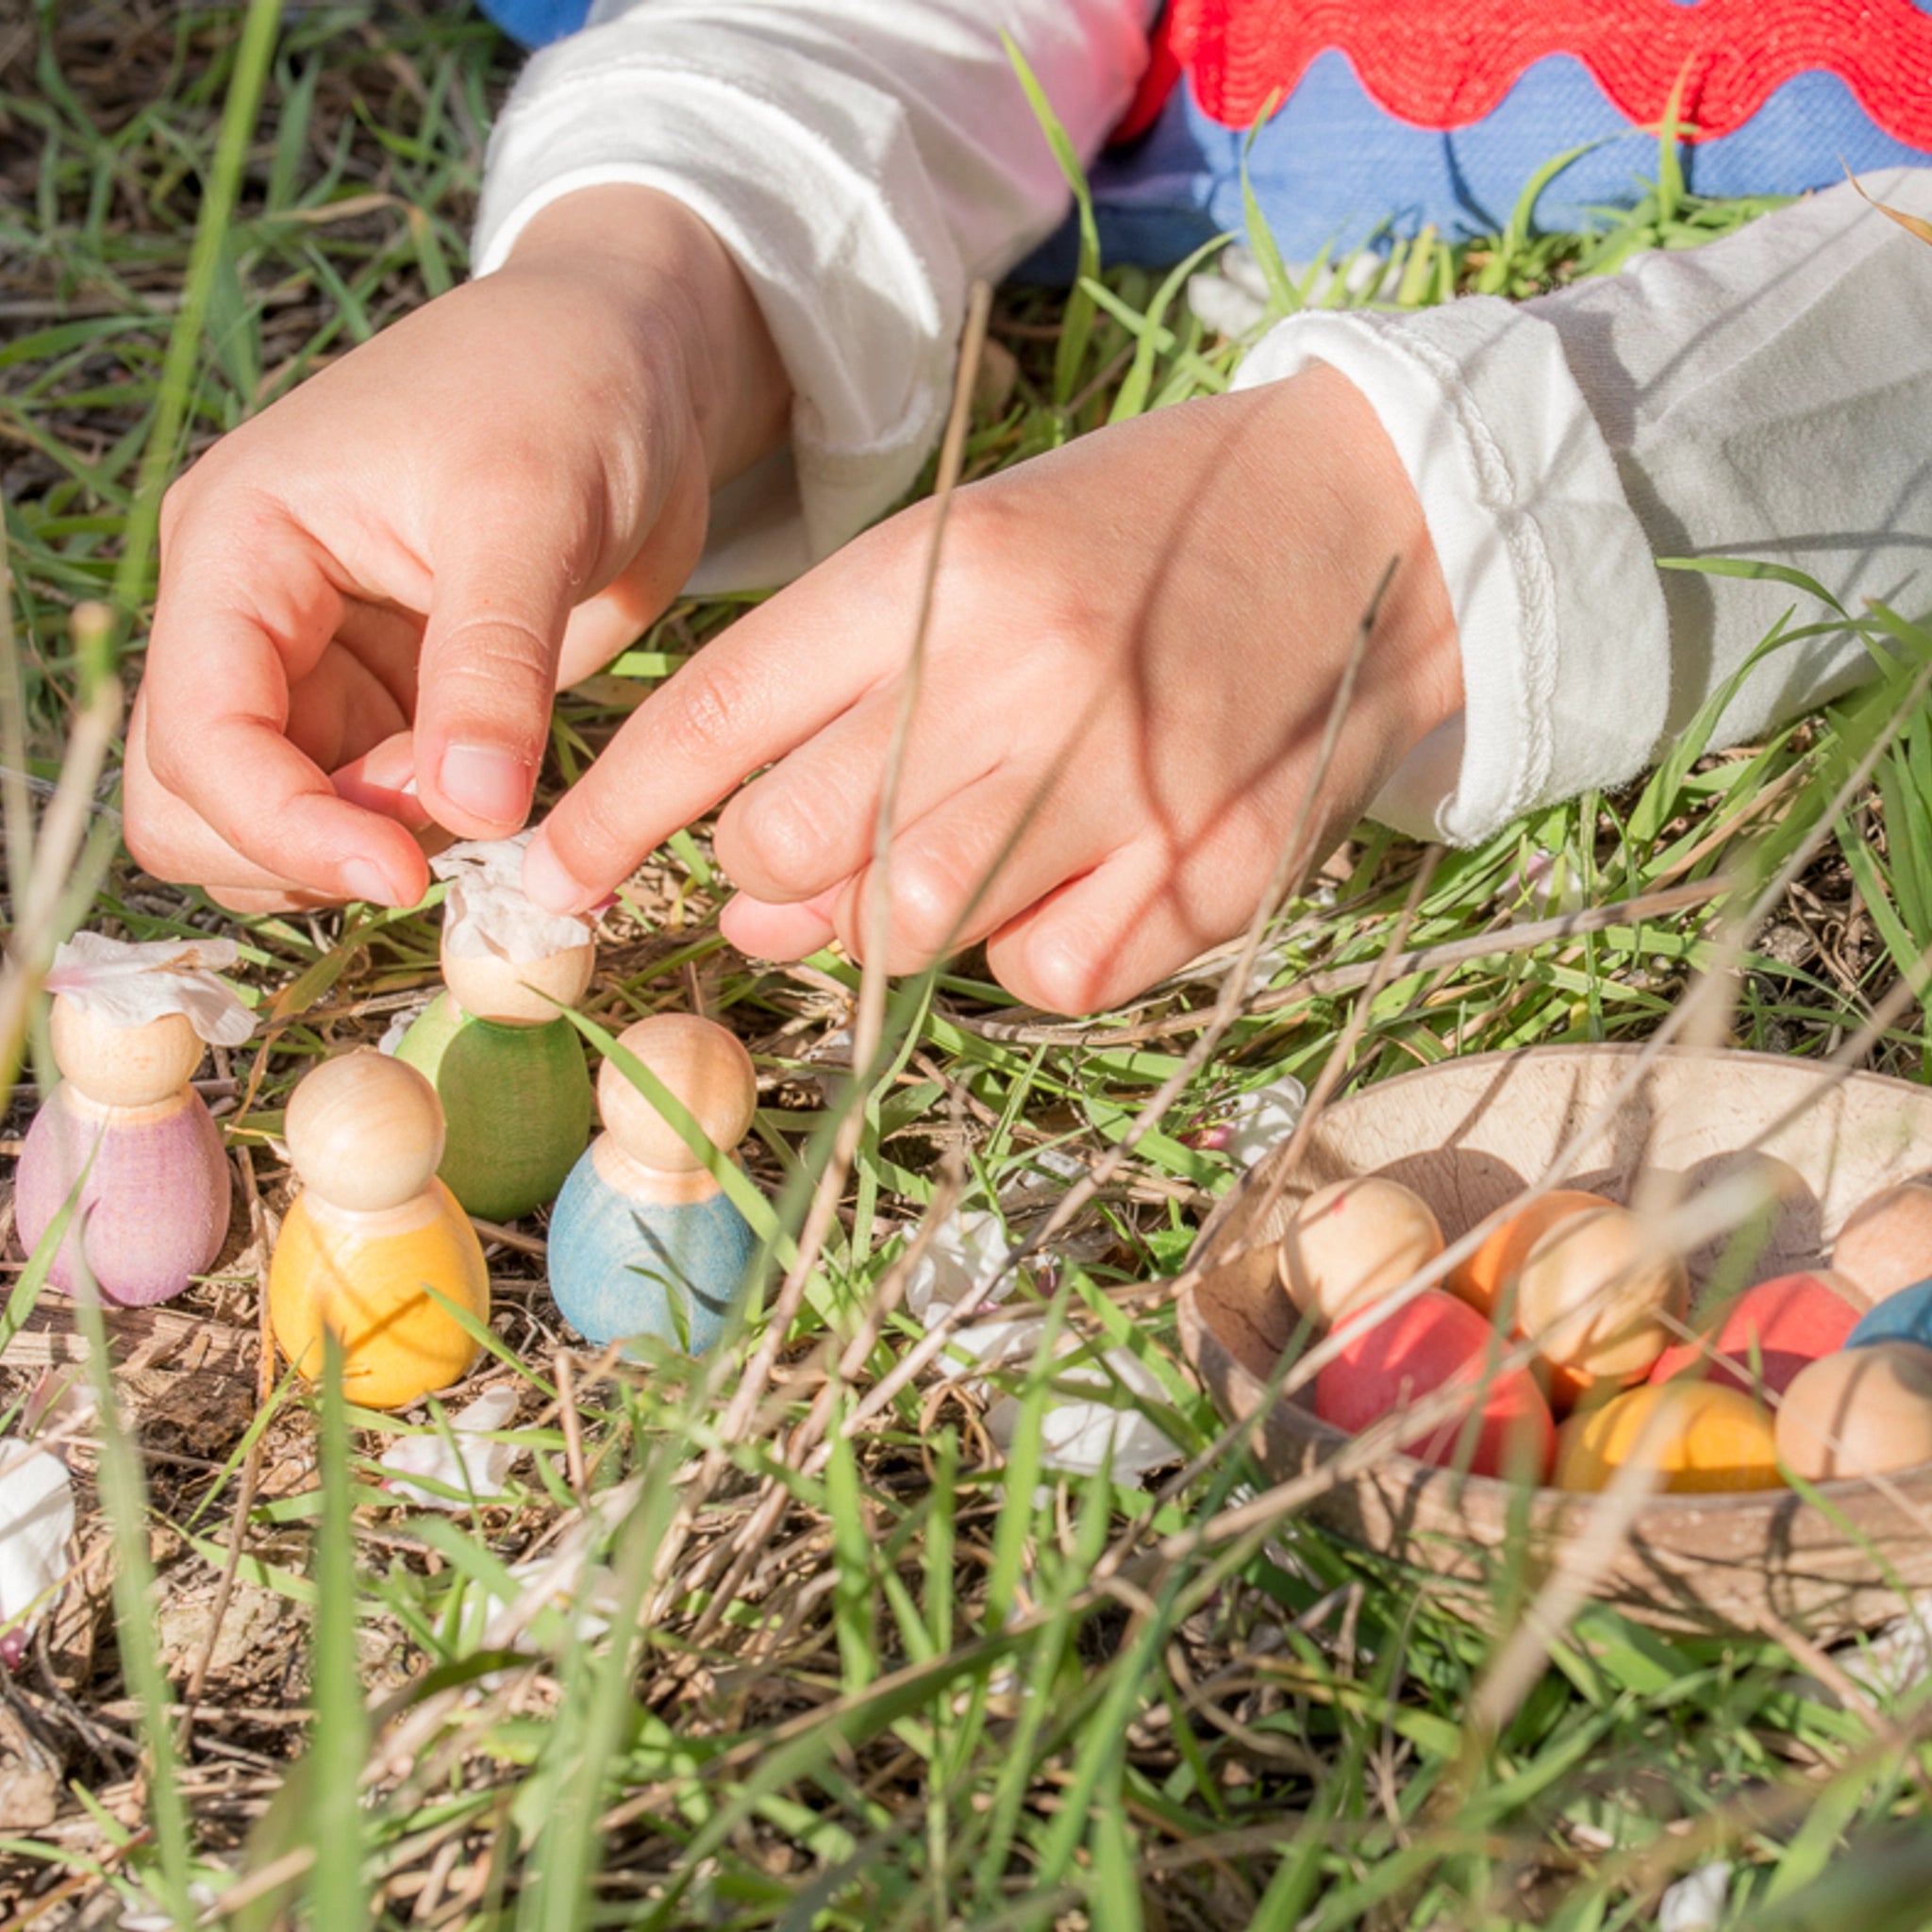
[[524, 362, 1464, 1014]]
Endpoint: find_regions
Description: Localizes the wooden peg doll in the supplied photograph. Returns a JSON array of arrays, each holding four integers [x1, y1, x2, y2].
[[15, 934, 251, 1307], [394, 836, 596, 1222], [268, 1051, 490, 1410], [548, 1015, 761, 1356]]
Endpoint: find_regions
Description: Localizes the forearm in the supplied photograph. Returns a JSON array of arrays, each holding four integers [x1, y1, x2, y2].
[[508, 184, 790, 489]]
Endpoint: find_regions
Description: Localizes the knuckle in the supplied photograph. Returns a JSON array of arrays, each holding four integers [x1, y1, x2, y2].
[[141, 718, 199, 798], [658, 653, 763, 770], [157, 475, 193, 545], [729, 777, 841, 892], [555, 777, 635, 877]]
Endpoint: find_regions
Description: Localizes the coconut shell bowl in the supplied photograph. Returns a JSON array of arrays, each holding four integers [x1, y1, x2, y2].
[[1176, 1044, 1932, 1639]]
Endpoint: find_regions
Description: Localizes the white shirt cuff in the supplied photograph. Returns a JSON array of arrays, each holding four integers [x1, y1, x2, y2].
[[1234, 298, 1670, 845]]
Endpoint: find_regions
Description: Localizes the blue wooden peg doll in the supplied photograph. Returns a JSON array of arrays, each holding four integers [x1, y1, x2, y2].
[[547, 1014, 761, 1355]]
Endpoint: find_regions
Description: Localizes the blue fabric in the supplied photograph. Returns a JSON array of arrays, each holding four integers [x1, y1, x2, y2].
[[475, 0, 589, 46], [1018, 53, 1932, 279]]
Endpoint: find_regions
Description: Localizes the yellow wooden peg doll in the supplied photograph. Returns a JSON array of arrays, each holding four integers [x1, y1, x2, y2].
[[268, 1051, 490, 1409]]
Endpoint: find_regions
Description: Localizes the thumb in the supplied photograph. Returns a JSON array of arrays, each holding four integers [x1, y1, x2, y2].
[[410, 538, 572, 839]]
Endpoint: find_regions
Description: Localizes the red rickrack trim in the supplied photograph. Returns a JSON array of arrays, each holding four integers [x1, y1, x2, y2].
[[1118, 0, 1932, 146]]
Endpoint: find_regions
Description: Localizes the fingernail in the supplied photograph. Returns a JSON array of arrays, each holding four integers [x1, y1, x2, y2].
[[522, 835, 593, 914], [341, 858, 399, 907], [438, 742, 532, 827]]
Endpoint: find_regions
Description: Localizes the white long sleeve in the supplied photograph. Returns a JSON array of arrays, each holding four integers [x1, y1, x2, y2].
[[1241, 170, 1932, 843], [474, 0, 1152, 589]]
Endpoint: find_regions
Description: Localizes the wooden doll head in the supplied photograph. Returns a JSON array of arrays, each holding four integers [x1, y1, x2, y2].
[[286, 1051, 445, 1212], [597, 1015, 757, 1174], [441, 937, 595, 1027], [51, 995, 203, 1108]]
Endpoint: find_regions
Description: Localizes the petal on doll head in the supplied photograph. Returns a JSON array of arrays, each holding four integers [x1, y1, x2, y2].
[[43, 931, 254, 1046], [432, 832, 594, 965]]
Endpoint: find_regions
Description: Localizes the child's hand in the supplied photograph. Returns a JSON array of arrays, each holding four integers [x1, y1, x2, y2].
[[125, 186, 788, 913], [524, 363, 1463, 1014]]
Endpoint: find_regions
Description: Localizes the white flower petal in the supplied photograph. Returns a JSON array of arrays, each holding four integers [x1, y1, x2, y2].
[[937, 1313, 1049, 1374], [1219, 1076, 1307, 1170], [1187, 272, 1269, 341], [905, 1209, 1012, 1322], [1030, 1147, 1086, 1183], [43, 932, 253, 1045], [431, 833, 594, 965], [380, 1388, 523, 1510], [1507, 848, 1587, 918], [801, 1025, 856, 1104], [0, 1441, 75, 1664], [1220, 245, 1272, 303], [983, 1343, 1179, 1480], [120, 1881, 220, 1931], [907, 1210, 1177, 1482], [377, 999, 433, 1057], [1657, 1861, 1731, 1932]]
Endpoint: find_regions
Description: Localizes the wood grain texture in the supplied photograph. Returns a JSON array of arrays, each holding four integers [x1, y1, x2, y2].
[[284, 1050, 443, 1213], [49, 999, 203, 1108], [394, 994, 592, 1221], [599, 1015, 758, 1176], [442, 940, 594, 1026], [14, 1087, 230, 1306], [1177, 1044, 1932, 1637], [547, 1134, 757, 1355], [268, 1180, 489, 1410]]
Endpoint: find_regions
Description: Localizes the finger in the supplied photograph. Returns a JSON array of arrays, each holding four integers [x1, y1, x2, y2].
[[207, 883, 353, 916], [558, 591, 655, 688], [408, 532, 573, 840], [329, 730, 437, 831], [555, 536, 705, 688], [142, 507, 430, 904], [713, 667, 1015, 908], [985, 844, 1230, 1016], [411, 460, 711, 836], [718, 891, 840, 961], [815, 765, 1115, 976], [525, 520, 924, 912], [125, 693, 361, 900]]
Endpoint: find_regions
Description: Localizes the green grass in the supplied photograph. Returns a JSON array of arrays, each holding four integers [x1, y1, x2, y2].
[[6, 7, 1932, 1931]]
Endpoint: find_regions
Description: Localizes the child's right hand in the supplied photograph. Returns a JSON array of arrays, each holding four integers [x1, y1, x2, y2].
[[125, 186, 789, 913]]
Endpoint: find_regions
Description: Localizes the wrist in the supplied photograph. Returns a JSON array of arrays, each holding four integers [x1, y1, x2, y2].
[[505, 185, 791, 489], [1238, 362, 1464, 794]]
